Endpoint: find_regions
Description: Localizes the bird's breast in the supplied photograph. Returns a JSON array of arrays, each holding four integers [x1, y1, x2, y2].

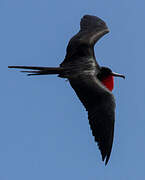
[[101, 75, 114, 91]]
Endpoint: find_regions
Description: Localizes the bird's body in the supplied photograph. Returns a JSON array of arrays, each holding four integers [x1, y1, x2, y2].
[[8, 15, 124, 165]]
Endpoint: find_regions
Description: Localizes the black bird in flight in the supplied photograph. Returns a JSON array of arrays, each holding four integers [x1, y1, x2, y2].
[[8, 15, 125, 165]]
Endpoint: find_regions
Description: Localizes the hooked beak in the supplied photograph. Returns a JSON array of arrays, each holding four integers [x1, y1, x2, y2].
[[111, 72, 125, 79]]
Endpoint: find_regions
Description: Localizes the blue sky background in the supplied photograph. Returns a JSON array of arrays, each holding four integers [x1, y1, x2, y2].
[[1, 0, 145, 179]]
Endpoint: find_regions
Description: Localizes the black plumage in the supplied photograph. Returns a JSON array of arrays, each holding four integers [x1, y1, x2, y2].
[[8, 15, 124, 165]]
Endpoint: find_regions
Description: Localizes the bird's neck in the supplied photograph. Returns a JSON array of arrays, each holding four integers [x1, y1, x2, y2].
[[101, 75, 114, 91]]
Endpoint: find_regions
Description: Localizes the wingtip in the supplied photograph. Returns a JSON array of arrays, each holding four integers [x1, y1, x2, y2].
[[105, 157, 109, 166], [101, 151, 110, 165], [104, 152, 111, 165], [81, 14, 109, 30]]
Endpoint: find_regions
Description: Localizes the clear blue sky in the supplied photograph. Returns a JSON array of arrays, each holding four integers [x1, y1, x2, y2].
[[1, 0, 145, 179]]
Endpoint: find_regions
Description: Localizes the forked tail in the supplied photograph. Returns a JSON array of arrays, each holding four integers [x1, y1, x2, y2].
[[8, 66, 63, 76]]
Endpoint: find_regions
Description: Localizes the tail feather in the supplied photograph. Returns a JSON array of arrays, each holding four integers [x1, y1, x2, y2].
[[8, 66, 63, 76], [20, 70, 49, 76]]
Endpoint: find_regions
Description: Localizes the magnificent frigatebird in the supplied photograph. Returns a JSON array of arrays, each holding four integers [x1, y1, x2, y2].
[[8, 15, 125, 165]]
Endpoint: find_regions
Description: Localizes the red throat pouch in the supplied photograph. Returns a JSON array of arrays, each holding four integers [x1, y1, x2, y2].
[[101, 75, 114, 91]]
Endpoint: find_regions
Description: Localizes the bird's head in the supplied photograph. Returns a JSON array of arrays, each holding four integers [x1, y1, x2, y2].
[[97, 67, 125, 91]]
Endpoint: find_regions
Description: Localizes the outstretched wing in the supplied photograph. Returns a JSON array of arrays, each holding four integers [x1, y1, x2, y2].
[[69, 75, 115, 165], [79, 15, 109, 45], [69, 15, 109, 47], [61, 15, 109, 66]]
